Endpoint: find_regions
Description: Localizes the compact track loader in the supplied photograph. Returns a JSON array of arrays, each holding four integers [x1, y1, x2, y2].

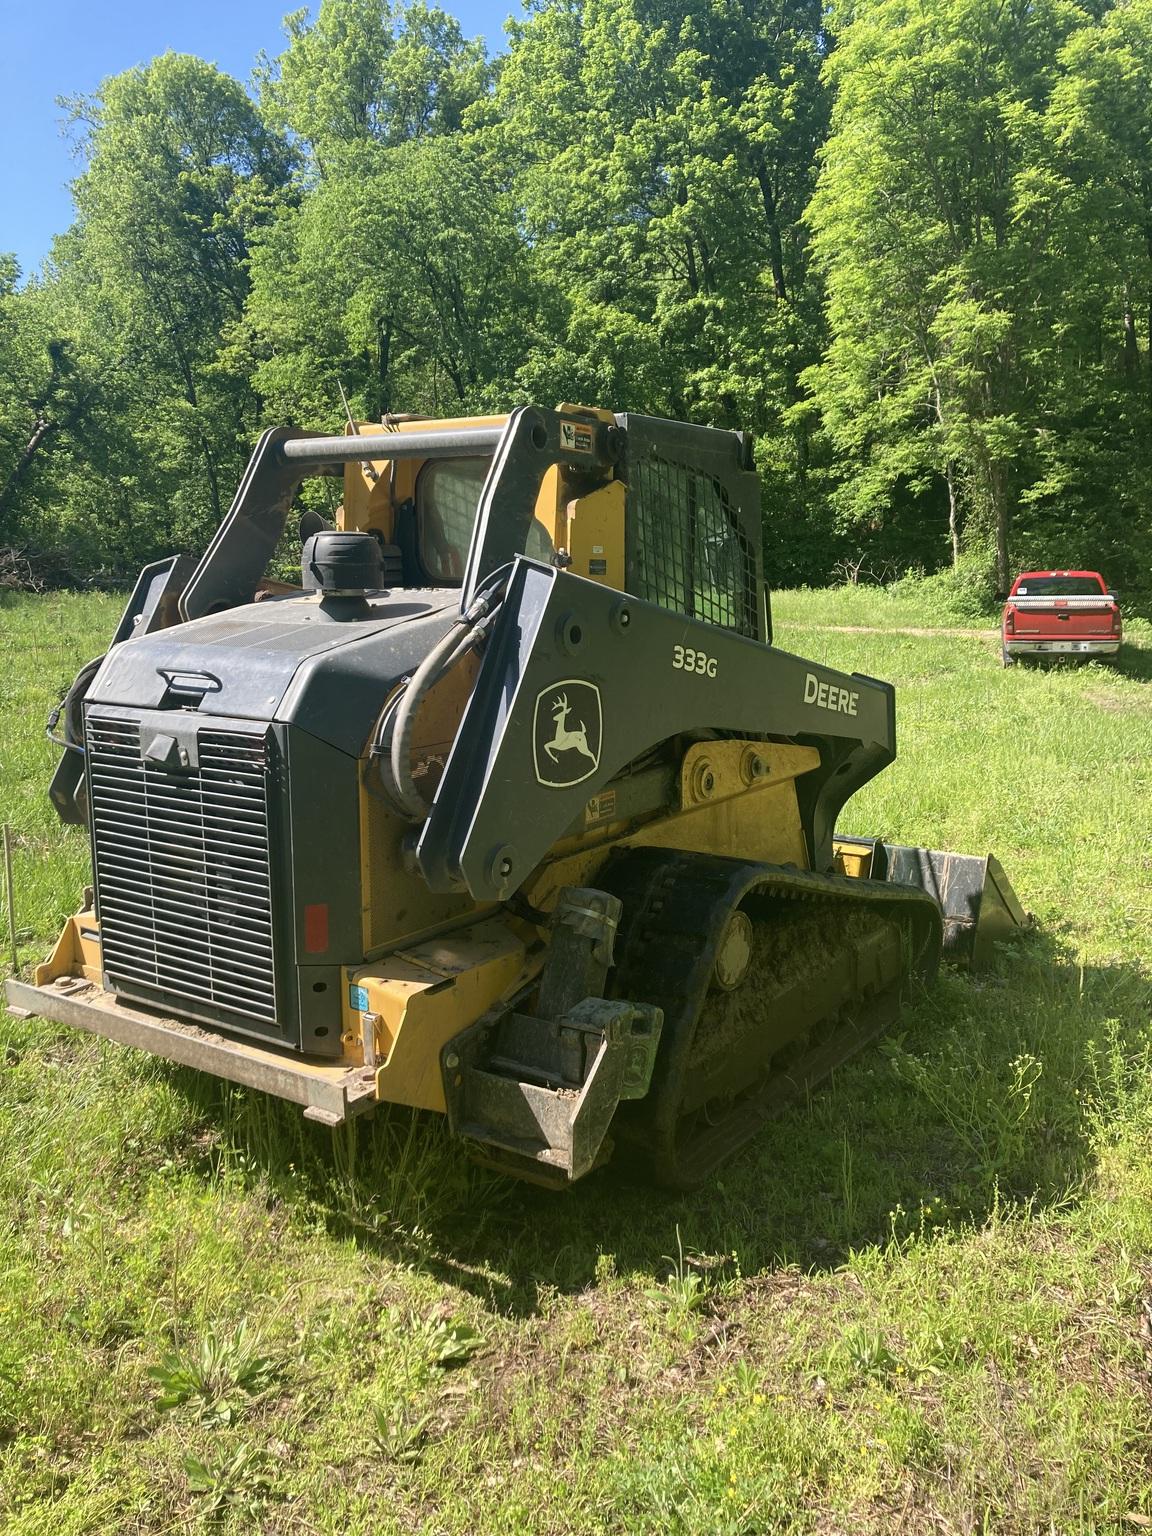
[[4, 405, 1028, 1187]]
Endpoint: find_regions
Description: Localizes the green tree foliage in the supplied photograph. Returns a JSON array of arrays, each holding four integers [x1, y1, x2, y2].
[[486, 0, 835, 584], [243, 134, 533, 422], [1, 0, 1150, 595], [259, 0, 490, 164], [494, 1, 826, 489], [66, 54, 292, 541], [805, 0, 1092, 589], [0, 258, 81, 542], [1016, 0, 1152, 583], [242, 0, 505, 424], [1, 54, 293, 570]]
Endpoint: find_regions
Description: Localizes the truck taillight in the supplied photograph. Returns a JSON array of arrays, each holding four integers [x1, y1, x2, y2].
[[1110, 606, 1121, 634], [1005, 608, 1015, 634]]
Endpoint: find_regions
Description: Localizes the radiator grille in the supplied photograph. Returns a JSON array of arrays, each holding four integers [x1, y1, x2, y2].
[[87, 716, 278, 1028], [629, 456, 758, 638]]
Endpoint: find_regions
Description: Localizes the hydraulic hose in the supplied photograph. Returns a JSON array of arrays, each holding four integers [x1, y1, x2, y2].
[[386, 572, 510, 821], [46, 655, 104, 755]]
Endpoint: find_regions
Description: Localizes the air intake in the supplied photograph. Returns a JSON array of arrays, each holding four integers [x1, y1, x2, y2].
[[86, 714, 280, 1036]]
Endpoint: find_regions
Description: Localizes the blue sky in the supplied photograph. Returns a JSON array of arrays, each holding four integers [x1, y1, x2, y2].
[[0, 0, 516, 281]]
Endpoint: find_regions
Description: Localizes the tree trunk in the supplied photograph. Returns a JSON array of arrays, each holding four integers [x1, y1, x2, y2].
[[0, 416, 59, 526], [990, 460, 1011, 593], [0, 337, 74, 530], [198, 433, 223, 528], [945, 461, 960, 566], [443, 355, 466, 401], [1123, 288, 1140, 382], [794, 417, 809, 491], [376, 316, 392, 419], [698, 231, 715, 294], [754, 160, 788, 302], [683, 238, 699, 297]]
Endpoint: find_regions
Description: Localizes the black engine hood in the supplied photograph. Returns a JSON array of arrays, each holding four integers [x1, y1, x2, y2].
[[87, 587, 461, 757]]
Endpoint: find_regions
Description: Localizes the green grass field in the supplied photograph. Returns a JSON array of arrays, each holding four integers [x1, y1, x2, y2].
[[1, 587, 1150, 1534]]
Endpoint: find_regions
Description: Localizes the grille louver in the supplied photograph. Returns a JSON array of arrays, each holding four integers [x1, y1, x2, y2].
[[87, 716, 278, 1029]]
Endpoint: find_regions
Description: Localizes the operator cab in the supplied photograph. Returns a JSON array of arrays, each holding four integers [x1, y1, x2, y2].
[[330, 413, 562, 596], [263, 430, 557, 603]]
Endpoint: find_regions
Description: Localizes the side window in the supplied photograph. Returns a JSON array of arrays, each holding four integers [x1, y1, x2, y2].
[[629, 459, 758, 638], [417, 459, 489, 583]]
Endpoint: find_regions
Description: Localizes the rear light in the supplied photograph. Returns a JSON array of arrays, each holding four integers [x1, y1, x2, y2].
[[1110, 606, 1121, 635], [1005, 608, 1015, 634]]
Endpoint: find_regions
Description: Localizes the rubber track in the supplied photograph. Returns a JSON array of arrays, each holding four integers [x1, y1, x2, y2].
[[601, 849, 943, 1187]]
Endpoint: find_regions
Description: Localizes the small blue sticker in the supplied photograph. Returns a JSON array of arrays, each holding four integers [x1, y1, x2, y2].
[[349, 984, 369, 1012]]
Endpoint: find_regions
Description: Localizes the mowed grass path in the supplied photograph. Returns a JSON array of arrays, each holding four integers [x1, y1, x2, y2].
[[0, 587, 1150, 1534]]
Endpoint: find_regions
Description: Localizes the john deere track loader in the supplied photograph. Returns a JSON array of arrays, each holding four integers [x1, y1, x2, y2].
[[4, 405, 1027, 1187]]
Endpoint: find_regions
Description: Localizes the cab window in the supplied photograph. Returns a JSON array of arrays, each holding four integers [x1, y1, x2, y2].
[[1014, 576, 1104, 598], [417, 457, 555, 584], [418, 459, 487, 582]]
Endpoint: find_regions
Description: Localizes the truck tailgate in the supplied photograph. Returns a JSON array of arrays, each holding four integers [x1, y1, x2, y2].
[[1008, 595, 1116, 636]]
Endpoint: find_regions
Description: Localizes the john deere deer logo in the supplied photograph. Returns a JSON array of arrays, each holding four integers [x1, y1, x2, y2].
[[532, 679, 603, 789], [544, 692, 597, 766]]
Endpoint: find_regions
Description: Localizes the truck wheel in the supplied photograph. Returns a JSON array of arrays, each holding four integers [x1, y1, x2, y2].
[[1001, 646, 1015, 669]]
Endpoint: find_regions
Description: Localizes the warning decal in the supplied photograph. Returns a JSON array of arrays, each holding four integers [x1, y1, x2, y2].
[[585, 789, 617, 825], [559, 418, 595, 456]]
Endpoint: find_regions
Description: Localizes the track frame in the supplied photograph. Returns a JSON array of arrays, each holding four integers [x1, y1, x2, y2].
[[600, 848, 943, 1187]]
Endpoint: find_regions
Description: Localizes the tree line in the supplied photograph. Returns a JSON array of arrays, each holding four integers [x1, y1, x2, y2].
[[3, 0, 1151, 599]]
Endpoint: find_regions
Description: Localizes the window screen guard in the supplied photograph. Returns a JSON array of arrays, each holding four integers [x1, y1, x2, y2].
[[619, 415, 764, 643]]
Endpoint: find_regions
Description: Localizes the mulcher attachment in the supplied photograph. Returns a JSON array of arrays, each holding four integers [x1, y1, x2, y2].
[[440, 888, 663, 1186]]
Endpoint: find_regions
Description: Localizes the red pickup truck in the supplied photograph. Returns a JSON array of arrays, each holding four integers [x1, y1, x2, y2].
[[1001, 570, 1122, 666]]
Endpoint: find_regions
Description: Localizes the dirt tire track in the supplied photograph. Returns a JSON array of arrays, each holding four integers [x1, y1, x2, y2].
[[783, 623, 995, 639]]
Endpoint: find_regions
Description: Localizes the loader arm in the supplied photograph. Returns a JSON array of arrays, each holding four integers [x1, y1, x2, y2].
[[48, 552, 196, 826], [415, 556, 895, 899]]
